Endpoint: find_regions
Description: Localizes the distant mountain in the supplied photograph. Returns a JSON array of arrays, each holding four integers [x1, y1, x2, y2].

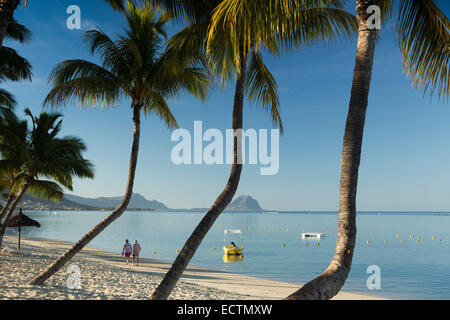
[[1, 192, 263, 212], [226, 195, 264, 212], [64, 193, 169, 210], [0, 194, 96, 211]]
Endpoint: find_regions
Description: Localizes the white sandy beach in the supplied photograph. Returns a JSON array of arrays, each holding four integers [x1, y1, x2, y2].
[[0, 235, 384, 300]]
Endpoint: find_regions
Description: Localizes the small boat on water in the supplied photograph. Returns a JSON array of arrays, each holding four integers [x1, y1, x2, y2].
[[223, 254, 243, 263], [223, 229, 244, 256], [301, 232, 325, 239]]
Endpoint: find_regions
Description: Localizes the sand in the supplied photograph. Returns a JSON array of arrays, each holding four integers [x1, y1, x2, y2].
[[0, 235, 384, 300]]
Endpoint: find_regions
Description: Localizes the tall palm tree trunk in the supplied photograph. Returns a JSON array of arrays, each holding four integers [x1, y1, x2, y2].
[[151, 51, 248, 300], [0, 180, 29, 249], [28, 104, 142, 285], [286, 0, 378, 300], [0, 0, 20, 46], [0, 192, 15, 223]]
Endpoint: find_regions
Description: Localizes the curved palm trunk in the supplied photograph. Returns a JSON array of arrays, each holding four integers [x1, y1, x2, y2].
[[286, 0, 378, 300], [0, 180, 29, 249], [0, 0, 20, 46], [0, 192, 15, 223], [28, 105, 142, 285], [151, 52, 248, 300]]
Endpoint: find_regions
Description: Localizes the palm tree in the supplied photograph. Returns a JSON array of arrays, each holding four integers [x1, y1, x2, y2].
[[0, 23, 32, 216], [28, 1, 209, 285], [0, 108, 95, 249], [149, 0, 356, 299], [285, 0, 449, 300]]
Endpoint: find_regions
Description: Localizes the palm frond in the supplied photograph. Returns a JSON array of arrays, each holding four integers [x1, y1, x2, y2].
[[246, 51, 283, 133], [276, 7, 357, 52], [83, 29, 130, 77], [395, 0, 450, 100], [150, 64, 210, 102], [143, 91, 178, 128], [0, 89, 16, 110], [165, 22, 211, 73], [207, 0, 356, 68], [150, 0, 220, 23], [0, 47, 32, 82], [27, 179, 64, 202], [5, 19, 32, 43], [44, 60, 123, 108]]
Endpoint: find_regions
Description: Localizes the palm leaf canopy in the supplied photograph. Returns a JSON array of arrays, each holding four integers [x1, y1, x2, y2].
[[44, 1, 210, 129], [0, 109, 95, 201], [393, 0, 449, 100], [206, 0, 357, 70]]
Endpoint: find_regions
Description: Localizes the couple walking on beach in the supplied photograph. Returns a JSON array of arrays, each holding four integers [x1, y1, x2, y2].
[[122, 239, 141, 266]]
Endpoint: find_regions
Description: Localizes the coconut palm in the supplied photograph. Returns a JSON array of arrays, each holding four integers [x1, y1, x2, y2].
[[0, 108, 95, 249], [149, 0, 356, 299], [0, 25, 32, 215], [284, 0, 449, 300], [28, 1, 209, 285]]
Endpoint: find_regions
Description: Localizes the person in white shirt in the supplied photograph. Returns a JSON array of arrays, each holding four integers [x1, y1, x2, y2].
[[132, 240, 141, 266], [121, 239, 132, 265]]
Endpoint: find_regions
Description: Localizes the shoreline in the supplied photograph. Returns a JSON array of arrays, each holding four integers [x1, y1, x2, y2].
[[0, 235, 385, 300]]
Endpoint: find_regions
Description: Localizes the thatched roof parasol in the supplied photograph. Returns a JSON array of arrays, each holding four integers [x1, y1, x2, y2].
[[7, 208, 40, 250]]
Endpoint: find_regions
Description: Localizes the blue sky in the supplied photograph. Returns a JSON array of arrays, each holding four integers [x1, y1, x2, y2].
[[3, 0, 450, 211]]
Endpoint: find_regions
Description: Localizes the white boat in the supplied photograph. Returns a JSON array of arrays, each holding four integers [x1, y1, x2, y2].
[[301, 232, 325, 239]]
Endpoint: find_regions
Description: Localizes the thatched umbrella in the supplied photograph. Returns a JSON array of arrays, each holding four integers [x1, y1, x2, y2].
[[7, 208, 40, 250]]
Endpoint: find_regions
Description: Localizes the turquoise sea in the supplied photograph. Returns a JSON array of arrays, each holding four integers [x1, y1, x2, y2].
[[15, 210, 450, 299]]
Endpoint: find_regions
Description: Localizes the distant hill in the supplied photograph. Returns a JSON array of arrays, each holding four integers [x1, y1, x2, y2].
[[226, 195, 264, 212], [1, 192, 264, 212], [64, 193, 169, 210], [0, 194, 96, 211]]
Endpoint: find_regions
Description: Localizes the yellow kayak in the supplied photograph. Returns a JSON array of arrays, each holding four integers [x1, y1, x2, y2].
[[223, 245, 244, 255]]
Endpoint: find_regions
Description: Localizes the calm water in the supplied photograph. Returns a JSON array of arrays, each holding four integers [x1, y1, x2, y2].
[[14, 210, 450, 299]]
